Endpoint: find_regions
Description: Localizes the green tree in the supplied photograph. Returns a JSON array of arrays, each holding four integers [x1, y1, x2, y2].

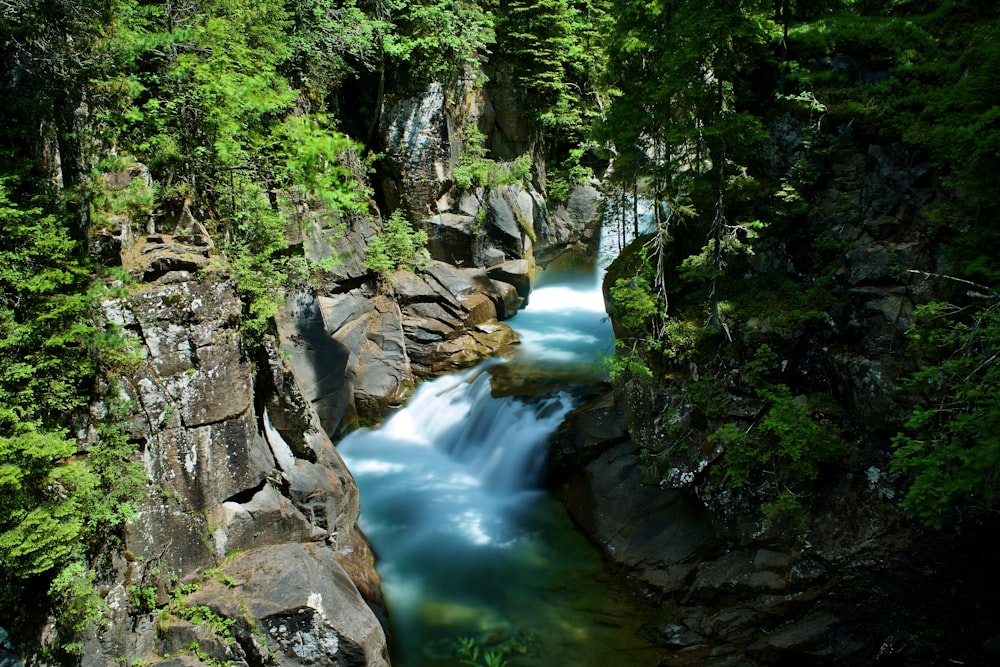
[[0, 169, 142, 645], [286, 0, 386, 102], [117, 0, 296, 204], [494, 0, 608, 141], [497, 0, 573, 106], [383, 0, 495, 86], [364, 209, 429, 278], [893, 293, 1000, 528], [0, 0, 136, 242], [600, 0, 772, 362]]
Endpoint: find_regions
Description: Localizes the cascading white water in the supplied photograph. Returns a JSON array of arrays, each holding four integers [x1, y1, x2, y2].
[[338, 216, 663, 666]]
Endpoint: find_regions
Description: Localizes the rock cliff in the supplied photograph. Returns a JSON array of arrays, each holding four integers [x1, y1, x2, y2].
[[93, 267, 389, 667], [551, 127, 1000, 666], [379, 80, 598, 270]]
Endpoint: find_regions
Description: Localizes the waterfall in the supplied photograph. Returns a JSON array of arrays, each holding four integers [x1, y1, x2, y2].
[[338, 219, 662, 666]]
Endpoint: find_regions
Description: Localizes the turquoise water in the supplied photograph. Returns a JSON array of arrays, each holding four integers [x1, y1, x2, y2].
[[338, 227, 666, 666]]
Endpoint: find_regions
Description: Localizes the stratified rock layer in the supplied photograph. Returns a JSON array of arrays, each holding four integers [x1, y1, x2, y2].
[[93, 271, 388, 667]]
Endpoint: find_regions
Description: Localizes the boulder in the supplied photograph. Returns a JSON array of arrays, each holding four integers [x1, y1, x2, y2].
[[397, 262, 521, 375], [185, 543, 389, 667], [485, 185, 534, 259], [843, 244, 889, 285], [308, 289, 413, 424], [276, 267, 521, 426], [828, 351, 908, 431], [747, 612, 842, 660], [486, 259, 536, 300], [425, 211, 479, 267], [207, 484, 318, 558], [554, 441, 717, 593], [351, 295, 414, 417], [491, 279, 524, 318], [421, 260, 505, 303]]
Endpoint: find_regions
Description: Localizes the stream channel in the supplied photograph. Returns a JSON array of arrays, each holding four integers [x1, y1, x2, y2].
[[338, 218, 666, 666]]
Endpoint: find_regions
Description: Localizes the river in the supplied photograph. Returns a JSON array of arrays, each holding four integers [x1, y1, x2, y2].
[[338, 213, 665, 666]]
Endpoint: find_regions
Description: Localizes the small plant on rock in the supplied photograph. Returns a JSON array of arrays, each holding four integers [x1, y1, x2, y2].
[[364, 210, 429, 279]]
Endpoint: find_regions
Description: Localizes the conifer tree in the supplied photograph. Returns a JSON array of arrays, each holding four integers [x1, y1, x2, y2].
[[495, 0, 608, 138], [601, 0, 772, 334], [383, 0, 495, 86]]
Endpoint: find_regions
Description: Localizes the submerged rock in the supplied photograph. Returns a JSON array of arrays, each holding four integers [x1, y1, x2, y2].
[[486, 360, 605, 399]]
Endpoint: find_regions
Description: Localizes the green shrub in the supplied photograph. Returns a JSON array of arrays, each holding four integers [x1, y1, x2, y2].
[[716, 383, 847, 490], [128, 585, 158, 615], [456, 636, 508, 667], [892, 298, 1000, 528], [761, 490, 809, 536], [609, 275, 659, 330], [756, 385, 848, 485], [364, 210, 429, 278]]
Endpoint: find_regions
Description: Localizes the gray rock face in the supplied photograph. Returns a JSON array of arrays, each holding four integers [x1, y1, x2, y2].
[[486, 259, 535, 301], [274, 290, 355, 436], [540, 183, 604, 265], [379, 80, 596, 270], [425, 211, 480, 266], [555, 439, 717, 592], [485, 67, 533, 159], [293, 208, 378, 283], [92, 271, 388, 667], [184, 544, 389, 667], [426, 184, 543, 267], [381, 84, 454, 223], [550, 390, 889, 667], [274, 288, 412, 431]]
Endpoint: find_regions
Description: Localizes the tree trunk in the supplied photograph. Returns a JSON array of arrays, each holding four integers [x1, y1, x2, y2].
[[54, 85, 90, 249], [709, 77, 725, 337]]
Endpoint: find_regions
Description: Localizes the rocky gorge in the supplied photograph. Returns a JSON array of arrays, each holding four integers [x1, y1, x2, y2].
[[27, 77, 608, 666], [3, 4, 1000, 665], [69, 79, 1000, 666], [549, 137, 1000, 664]]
